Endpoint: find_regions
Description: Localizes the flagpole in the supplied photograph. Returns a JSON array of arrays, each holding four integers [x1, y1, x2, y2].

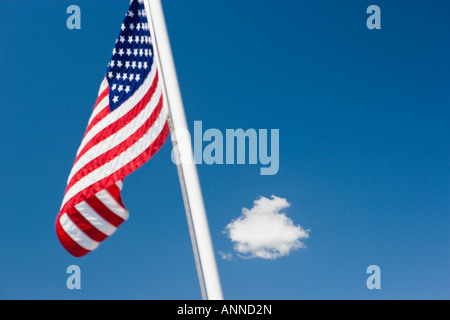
[[143, 0, 224, 300]]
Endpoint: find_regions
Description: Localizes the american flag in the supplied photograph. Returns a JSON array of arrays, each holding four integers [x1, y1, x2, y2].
[[56, 0, 169, 257]]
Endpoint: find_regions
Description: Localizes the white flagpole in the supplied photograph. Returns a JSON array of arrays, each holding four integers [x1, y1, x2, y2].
[[143, 0, 224, 300]]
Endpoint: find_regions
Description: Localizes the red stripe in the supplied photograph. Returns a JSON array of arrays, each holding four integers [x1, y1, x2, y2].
[[60, 121, 169, 217], [66, 94, 163, 191], [73, 71, 159, 165], [107, 183, 125, 208], [66, 206, 108, 242], [85, 87, 109, 133], [56, 218, 90, 257], [85, 105, 110, 135], [85, 195, 125, 227], [95, 86, 109, 108]]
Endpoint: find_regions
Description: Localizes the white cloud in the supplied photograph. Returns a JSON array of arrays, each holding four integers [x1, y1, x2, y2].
[[224, 195, 309, 260], [218, 251, 233, 261]]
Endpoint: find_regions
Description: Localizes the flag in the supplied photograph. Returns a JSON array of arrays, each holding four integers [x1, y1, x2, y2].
[[56, 0, 169, 257]]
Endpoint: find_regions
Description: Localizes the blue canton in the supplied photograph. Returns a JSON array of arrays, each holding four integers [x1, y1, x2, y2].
[[106, 0, 154, 111]]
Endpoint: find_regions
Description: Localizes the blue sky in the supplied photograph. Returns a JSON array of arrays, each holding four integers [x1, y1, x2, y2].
[[0, 0, 449, 299]]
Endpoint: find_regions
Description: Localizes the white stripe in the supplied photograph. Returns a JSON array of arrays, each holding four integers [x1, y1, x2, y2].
[[67, 83, 162, 184], [88, 77, 110, 125], [59, 213, 99, 251], [60, 105, 168, 209], [96, 189, 129, 221], [74, 201, 117, 236], [76, 63, 157, 156], [86, 94, 109, 127], [115, 180, 123, 190], [98, 77, 108, 96], [69, 95, 109, 185]]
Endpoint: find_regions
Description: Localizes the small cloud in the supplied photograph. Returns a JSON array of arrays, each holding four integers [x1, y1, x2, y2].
[[218, 251, 233, 261], [224, 195, 309, 260]]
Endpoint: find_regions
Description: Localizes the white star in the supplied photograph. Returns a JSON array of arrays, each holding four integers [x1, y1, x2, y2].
[[131, 61, 136, 68], [136, 23, 141, 31], [108, 71, 113, 79], [120, 36, 125, 43], [125, 86, 131, 93], [135, 74, 140, 81], [122, 73, 128, 80], [112, 48, 116, 55], [129, 74, 134, 81], [139, 48, 143, 56], [128, 36, 133, 44], [116, 73, 121, 80], [110, 60, 115, 67], [128, 10, 134, 18], [143, 61, 148, 69], [117, 60, 123, 67], [112, 96, 119, 103], [129, 23, 134, 30], [133, 48, 138, 56], [126, 48, 132, 56], [125, 61, 130, 68], [138, 61, 142, 69], [135, 35, 140, 43], [118, 85, 123, 92], [118, 48, 124, 56], [111, 83, 117, 90], [121, 23, 125, 31]]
